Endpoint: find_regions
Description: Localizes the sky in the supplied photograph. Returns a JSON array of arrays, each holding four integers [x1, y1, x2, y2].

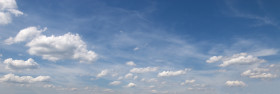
[[0, 0, 280, 94]]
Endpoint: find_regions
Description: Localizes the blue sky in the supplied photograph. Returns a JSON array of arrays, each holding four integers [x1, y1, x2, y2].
[[0, 0, 280, 94]]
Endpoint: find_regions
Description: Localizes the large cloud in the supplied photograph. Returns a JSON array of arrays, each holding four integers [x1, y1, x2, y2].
[[0, 0, 23, 25], [157, 68, 191, 77], [5, 26, 47, 45], [3, 58, 39, 70], [241, 68, 277, 79], [206, 53, 265, 67], [26, 33, 98, 62], [0, 73, 50, 83], [5, 26, 98, 63], [225, 80, 246, 87], [130, 67, 158, 73]]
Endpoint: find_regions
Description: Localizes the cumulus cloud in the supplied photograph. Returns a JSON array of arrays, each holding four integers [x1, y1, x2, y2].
[[225, 80, 246, 87], [158, 68, 191, 77], [6, 27, 98, 63], [109, 81, 121, 85], [3, 58, 39, 70], [0, 73, 50, 83], [5, 26, 47, 45], [221, 53, 265, 67], [181, 79, 195, 85], [206, 56, 223, 63], [127, 82, 136, 87], [241, 68, 277, 79], [26, 33, 98, 62], [97, 70, 108, 78], [207, 53, 265, 67], [130, 67, 158, 73], [125, 73, 133, 79], [0, 0, 23, 25], [126, 61, 136, 66]]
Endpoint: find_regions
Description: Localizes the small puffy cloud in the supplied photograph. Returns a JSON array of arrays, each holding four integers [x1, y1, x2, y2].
[[158, 68, 191, 77], [0, 73, 50, 83], [133, 76, 138, 80], [206, 56, 223, 63], [181, 79, 195, 85], [43, 84, 55, 88], [0, 0, 23, 25], [127, 82, 136, 87], [97, 70, 108, 78], [125, 73, 133, 79], [126, 61, 136, 66], [3, 58, 39, 70], [5, 26, 47, 45], [151, 90, 157, 93], [225, 80, 246, 87], [109, 81, 121, 86], [147, 78, 157, 83], [130, 67, 158, 73], [133, 47, 139, 51], [207, 53, 265, 67], [141, 78, 157, 83], [241, 68, 277, 79]]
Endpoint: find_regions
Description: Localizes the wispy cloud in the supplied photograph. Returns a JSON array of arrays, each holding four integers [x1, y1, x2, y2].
[[225, 0, 279, 28]]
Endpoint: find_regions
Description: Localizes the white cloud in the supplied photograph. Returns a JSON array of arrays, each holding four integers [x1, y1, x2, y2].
[[147, 78, 157, 83], [221, 53, 265, 67], [3, 58, 39, 70], [125, 73, 133, 79], [185, 80, 195, 84], [0, 12, 11, 25], [206, 56, 223, 63], [127, 82, 136, 87], [133, 76, 138, 80], [26, 32, 98, 63], [0, 0, 23, 25], [0, 73, 50, 83], [158, 68, 191, 77], [130, 67, 158, 73], [225, 80, 246, 87], [250, 49, 278, 57], [133, 47, 139, 51], [109, 81, 121, 85], [126, 61, 136, 66], [97, 70, 108, 78], [5, 26, 47, 45], [43, 84, 55, 88], [6, 26, 98, 63], [207, 53, 265, 67], [241, 68, 277, 79], [181, 79, 195, 85]]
